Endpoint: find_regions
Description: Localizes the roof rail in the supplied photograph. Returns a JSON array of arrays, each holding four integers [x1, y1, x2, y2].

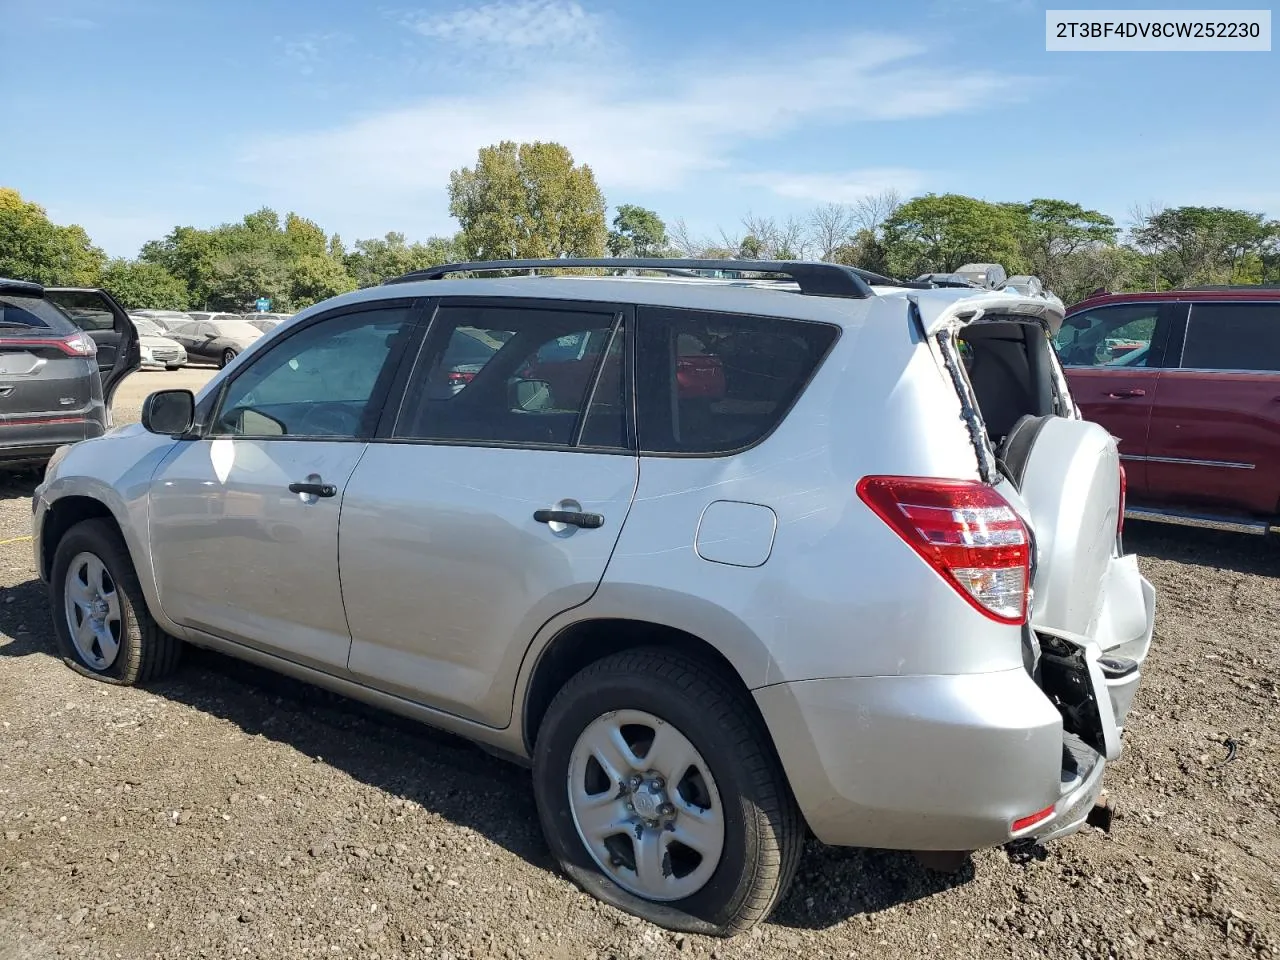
[[386, 258, 874, 299], [1184, 283, 1280, 291]]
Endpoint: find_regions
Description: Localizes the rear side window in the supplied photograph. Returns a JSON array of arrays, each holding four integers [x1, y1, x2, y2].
[[0, 294, 71, 334], [635, 307, 839, 454], [1181, 302, 1280, 372]]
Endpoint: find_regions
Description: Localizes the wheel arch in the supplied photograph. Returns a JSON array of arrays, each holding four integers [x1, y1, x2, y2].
[[38, 481, 181, 637], [520, 616, 779, 760]]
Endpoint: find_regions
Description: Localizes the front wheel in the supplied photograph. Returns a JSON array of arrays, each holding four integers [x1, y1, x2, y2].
[[49, 519, 183, 685], [220, 348, 237, 368], [532, 649, 803, 936]]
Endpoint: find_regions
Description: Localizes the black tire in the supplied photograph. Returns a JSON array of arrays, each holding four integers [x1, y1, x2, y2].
[[220, 348, 237, 368], [49, 518, 183, 685], [532, 648, 804, 937]]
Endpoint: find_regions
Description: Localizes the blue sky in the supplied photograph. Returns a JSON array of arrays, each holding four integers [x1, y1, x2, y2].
[[4, 0, 1278, 257]]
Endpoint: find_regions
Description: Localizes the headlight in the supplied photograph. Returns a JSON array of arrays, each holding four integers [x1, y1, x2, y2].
[[140, 346, 154, 360]]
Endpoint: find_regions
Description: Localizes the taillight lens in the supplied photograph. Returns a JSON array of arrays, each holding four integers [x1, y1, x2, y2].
[[0, 333, 97, 357], [857, 476, 1031, 624], [1116, 464, 1127, 538]]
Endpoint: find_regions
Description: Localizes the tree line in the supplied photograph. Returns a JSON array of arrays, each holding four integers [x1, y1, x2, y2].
[[3, 140, 1277, 313]]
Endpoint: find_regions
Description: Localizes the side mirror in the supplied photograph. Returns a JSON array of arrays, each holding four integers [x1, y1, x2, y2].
[[203, 331, 217, 339], [509, 378, 552, 412], [141, 389, 195, 436]]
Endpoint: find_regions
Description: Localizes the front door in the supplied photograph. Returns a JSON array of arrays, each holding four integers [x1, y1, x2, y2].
[[147, 301, 420, 669], [44, 287, 140, 412], [1056, 301, 1173, 498], [1145, 300, 1280, 516], [341, 299, 637, 726]]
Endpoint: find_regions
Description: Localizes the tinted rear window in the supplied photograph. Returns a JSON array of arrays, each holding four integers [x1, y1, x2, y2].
[[635, 307, 839, 454], [1181, 302, 1280, 371], [0, 295, 73, 335]]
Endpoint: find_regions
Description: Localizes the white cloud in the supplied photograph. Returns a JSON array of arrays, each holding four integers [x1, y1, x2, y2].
[[740, 169, 927, 204], [402, 0, 602, 50], [235, 31, 1030, 237]]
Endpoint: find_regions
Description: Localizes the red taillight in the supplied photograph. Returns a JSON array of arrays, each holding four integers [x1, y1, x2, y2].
[[857, 476, 1031, 624], [0, 333, 97, 357], [1011, 805, 1055, 834], [1117, 464, 1127, 538], [447, 370, 476, 386]]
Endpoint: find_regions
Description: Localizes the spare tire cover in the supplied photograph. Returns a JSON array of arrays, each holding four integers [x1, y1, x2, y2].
[[1013, 416, 1121, 638]]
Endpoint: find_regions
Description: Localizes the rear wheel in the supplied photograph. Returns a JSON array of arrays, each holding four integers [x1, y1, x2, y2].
[[532, 649, 803, 936], [220, 348, 237, 368], [50, 519, 183, 685]]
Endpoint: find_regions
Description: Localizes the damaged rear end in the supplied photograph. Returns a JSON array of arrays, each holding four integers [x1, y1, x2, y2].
[[920, 290, 1157, 843]]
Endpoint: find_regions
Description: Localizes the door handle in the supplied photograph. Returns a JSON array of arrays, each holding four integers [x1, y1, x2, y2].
[[1106, 389, 1146, 399], [288, 481, 337, 498], [533, 509, 605, 529]]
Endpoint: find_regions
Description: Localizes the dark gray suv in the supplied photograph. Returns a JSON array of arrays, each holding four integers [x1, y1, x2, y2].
[[0, 279, 139, 469]]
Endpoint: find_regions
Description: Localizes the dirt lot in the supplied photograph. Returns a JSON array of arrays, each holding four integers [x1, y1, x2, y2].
[[1, 370, 1278, 959]]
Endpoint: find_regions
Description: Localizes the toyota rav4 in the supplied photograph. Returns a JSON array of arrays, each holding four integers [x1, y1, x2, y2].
[[33, 258, 1155, 936]]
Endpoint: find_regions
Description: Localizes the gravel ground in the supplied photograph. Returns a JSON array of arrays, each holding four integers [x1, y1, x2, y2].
[[1, 371, 1277, 959]]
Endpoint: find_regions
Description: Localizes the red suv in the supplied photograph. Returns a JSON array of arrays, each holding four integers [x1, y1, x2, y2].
[[1057, 287, 1280, 533]]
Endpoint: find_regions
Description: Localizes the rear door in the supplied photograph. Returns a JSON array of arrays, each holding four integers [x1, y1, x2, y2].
[[1145, 300, 1280, 517], [1055, 301, 1174, 497], [340, 298, 637, 727], [44, 288, 140, 410]]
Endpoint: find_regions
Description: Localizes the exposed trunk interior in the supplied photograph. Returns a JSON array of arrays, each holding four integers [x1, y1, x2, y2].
[[957, 320, 1062, 450]]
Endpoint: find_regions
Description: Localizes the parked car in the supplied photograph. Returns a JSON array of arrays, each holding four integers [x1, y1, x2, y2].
[[33, 258, 1153, 936], [185, 311, 242, 325], [243, 312, 292, 334], [166, 317, 262, 367], [953, 263, 1009, 290], [1058, 286, 1280, 534], [130, 309, 195, 331], [128, 316, 188, 370], [0, 280, 139, 469]]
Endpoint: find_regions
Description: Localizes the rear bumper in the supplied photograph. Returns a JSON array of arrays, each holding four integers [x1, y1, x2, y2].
[[755, 668, 1103, 851], [0, 415, 104, 465]]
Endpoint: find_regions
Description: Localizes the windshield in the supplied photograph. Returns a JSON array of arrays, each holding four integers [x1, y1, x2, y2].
[[133, 318, 164, 337]]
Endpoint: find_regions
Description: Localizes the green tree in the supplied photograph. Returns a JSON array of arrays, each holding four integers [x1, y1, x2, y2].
[[0, 187, 105, 285], [1130, 206, 1278, 288], [345, 232, 458, 287], [882, 194, 1027, 278], [140, 207, 356, 310], [1007, 199, 1118, 292], [448, 141, 607, 260], [831, 229, 891, 276], [607, 205, 668, 257], [98, 259, 188, 309]]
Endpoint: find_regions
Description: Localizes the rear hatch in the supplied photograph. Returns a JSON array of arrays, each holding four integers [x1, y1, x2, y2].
[[0, 286, 97, 425], [918, 290, 1155, 762]]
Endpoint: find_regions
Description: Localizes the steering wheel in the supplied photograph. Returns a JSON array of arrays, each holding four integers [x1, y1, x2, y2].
[[295, 405, 356, 436]]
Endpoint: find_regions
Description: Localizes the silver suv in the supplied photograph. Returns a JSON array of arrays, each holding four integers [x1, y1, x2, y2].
[[32, 259, 1155, 936]]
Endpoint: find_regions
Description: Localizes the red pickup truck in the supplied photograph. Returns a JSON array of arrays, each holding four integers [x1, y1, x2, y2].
[[1058, 287, 1280, 534]]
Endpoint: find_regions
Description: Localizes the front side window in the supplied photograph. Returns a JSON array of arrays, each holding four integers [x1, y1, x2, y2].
[[1181, 302, 1280, 371], [1055, 304, 1159, 367], [394, 303, 625, 449], [635, 307, 838, 454], [211, 306, 411, 439]]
